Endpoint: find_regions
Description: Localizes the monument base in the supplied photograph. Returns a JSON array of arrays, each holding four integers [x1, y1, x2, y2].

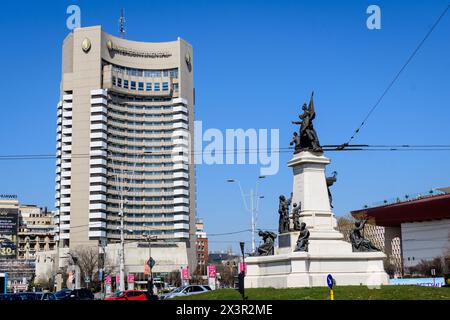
[[245, 251, 389, 288], [247, 231, 389, 288]]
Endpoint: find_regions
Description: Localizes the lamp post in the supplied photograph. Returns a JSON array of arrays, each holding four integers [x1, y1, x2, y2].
[[227, 176, 265, 252], [238, 241, 246, 300], [143, 234, 157, 295]]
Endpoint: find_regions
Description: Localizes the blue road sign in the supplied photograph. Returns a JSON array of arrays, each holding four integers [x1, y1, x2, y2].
[[327, 274, 334, 289]]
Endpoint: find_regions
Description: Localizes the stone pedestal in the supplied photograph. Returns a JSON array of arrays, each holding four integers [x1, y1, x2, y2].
[[245, 151, 389, 288]]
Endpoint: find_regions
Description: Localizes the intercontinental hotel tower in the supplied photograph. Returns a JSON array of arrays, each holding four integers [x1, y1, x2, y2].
[[54, 26, 196, 268]]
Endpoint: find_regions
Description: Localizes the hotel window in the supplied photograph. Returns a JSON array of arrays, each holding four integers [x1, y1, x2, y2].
[[117, 78, 122, 87], [138, 82, 144, 91], [131, 81, 136, 90], [123, 80, 129, 89], [162, 82, 169, 91], [169, 69, 178, 78], [154, 83, 160, 91], [146, 83, 152, 91], [163, 70, 169, 77], [173, 83, 179, 92], [112, 76, 117, 86]]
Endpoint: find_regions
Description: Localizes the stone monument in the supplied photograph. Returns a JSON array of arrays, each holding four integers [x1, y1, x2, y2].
[[245, 93, 389, 288]]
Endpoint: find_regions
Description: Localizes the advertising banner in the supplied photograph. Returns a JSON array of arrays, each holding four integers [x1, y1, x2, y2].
[[127, 274, 135, 290], [207, 265, 217, 278], [181, 267, 189, 280], [239, 262, 247, 274], [389, 277, 445, 287], [0, 208, 19, 258]]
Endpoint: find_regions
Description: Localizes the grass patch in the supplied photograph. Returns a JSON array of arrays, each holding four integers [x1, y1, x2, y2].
[[175, 286, 450, 300]]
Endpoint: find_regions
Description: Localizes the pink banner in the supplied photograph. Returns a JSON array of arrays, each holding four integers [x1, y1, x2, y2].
[[181, 267, 189, 280], [116, 275, 120, 284], [239, 262, 247, 274], [207, 265, 216, 278], [127, 274, 135, 283], [105, 275, 111, 285]]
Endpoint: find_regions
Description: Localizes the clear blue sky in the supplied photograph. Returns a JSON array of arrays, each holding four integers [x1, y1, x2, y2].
[[1, 0, 449, 253]]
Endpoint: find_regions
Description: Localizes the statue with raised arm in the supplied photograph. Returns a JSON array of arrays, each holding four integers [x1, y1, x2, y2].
[[350, 217, 380, 252], [294, 222, 310, 252], [291, 92, 322, 152], [291, 202, 301, 231], [252, 230, 277, 256], [326, 171, 337, 208]]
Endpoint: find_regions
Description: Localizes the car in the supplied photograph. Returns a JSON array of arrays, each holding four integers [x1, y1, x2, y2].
[[57, 288, 94, 300], [0, 293, 22, 301], [34, 292, 57, 300], [14, 292, 41, 301], [160, 285, 211, 299], [105, 290, 151, 301], [55, 288, 72, 300]]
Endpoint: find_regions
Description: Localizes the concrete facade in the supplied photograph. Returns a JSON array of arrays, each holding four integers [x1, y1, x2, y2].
[[54, 26, 197, 272]]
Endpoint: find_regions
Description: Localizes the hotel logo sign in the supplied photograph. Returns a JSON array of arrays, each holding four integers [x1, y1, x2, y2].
[[106, 40, 172, 58]]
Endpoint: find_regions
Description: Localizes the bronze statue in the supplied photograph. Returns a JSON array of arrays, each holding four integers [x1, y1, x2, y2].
[[350, 217, 380, 252], [291, 92, 322, 153], [294, 222, 310, 252], [290, 132, 301, 154], [326, 171, 337, 208], [278, 193, 292, 234], [252, 230, 277, 256], [290, 202, 301, 231]]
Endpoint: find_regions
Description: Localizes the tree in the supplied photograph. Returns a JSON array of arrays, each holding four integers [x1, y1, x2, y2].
[[69, 246, 100, 289], [166, 270, 181, 287]]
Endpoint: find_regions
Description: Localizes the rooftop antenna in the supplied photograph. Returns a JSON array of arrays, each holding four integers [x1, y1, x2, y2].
[[119, 8, 125, 38]]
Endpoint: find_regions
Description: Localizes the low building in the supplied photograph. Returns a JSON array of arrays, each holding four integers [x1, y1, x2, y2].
[[351, 188, 450, 274], [18, 205, 56, 260], [195, 218, 208, 275], [0, 200, 58, 291]]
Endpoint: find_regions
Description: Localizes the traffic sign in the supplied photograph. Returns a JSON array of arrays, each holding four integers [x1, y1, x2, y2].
[[147, 257, 155, 268], [327, 274, 334, 289]]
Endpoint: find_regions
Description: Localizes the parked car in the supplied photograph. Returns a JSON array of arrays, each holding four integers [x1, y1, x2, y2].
[[105, 290, 149, 301], [55, 288, 73, 300], [160, 285, 211, 299], [14, 292, 41, 301], [0, 293, 22, 301], [34, 292, 57, 300], [57, 288, 94, 300]]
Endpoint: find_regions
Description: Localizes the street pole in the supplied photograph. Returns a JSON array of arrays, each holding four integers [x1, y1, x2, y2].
[[227, 176, 265, 253], [250, 189, 255, 252], [119, 192, 125, 291], [144, 234, 156, 295]]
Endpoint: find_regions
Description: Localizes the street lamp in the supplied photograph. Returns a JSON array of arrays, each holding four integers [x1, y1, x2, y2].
[[143, 234, 157, 295], [238, 241, 246, 300], [227, 176, 266, 252]]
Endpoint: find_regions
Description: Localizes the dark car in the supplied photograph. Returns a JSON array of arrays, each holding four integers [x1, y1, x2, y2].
[[59, 288, 94, 300], [55, 288, 72, 300], [34, 292, 57, 300], [14, 292, 42, 300], [0, 293, 22, 301]]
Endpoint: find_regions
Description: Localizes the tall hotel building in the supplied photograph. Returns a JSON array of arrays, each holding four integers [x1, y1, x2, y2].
[[54, 26, 196, 268]]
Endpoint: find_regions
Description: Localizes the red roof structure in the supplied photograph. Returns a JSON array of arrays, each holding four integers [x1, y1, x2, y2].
[[351, 193, 450, 227]]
